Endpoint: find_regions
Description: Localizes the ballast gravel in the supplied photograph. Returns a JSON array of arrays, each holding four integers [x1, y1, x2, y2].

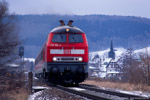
[[32, 87, 87, 100]]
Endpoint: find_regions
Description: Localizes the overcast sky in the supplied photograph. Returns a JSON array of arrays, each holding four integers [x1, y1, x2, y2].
[[6, 0, 150, 18]]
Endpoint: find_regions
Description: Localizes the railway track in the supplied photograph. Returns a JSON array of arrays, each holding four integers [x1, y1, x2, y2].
[[79, 84, 149, 100], [50, 84, 150, 100], [57, 85, 115, 100]]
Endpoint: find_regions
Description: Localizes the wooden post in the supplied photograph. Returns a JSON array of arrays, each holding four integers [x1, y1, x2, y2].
[[28, 72, 33, 94]]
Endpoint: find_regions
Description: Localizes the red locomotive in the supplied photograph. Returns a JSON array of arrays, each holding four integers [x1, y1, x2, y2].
[[35, 20, 88, 85]]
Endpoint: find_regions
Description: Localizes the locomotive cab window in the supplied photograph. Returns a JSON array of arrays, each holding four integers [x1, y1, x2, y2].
[[69, 34, 83, 43], [52, 34, 66, 43]]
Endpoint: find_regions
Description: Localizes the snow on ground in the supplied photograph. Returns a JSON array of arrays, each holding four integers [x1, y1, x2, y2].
[[113, 48, 127, 58], [134, 47, 150, 54], [24, 58, 35, 62], [117, 89, 150, 98], [98, 72, 107, 78], [33, 77, 38, 80], [32, 86, 50, 90], [7, 63, 19, 67], [70, 87, 85, 91], [89, 48, 109, 60], [90, 47, 150, 61], [89, 47, 126, 60], [97, 86, 150, 98], [118, 90, 150, 98], [89, 66, 97, 69], [28, 85, 86, 100], [28, 90, 44, 100], [28, 86, 50, 100]]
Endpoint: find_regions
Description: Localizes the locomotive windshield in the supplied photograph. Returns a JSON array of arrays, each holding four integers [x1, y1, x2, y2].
[[52, 33, 83, 43], [69, 34, 83, 43], [52, 34, 66, 43]]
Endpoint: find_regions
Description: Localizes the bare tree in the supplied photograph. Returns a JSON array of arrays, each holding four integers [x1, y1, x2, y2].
[[0, 0, 19, 67], [139, 48, 150, 85], [121, 49, 146, 84]]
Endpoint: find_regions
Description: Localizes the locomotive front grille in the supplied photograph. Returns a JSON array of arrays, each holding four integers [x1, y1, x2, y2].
[[61, 58, 74, 61], [53, 57, 83, 62]]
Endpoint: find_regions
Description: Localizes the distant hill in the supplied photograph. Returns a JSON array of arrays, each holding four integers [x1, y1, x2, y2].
[[16, 14, 150, 57]]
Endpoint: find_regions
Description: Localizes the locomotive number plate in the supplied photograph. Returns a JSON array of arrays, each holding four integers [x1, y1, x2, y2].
[[64, 49, 71, 54]]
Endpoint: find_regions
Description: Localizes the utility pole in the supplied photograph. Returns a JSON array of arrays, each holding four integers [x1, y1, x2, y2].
[[19, 46, 24, 71]]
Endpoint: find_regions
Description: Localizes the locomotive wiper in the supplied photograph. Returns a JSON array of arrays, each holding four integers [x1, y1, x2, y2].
[[59, 34, 63, 40]]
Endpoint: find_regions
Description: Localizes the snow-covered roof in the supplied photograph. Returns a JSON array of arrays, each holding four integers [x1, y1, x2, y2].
[[102, 58, 112, 64], [106, 71, 120, 74], [89, 66, 98, 69]]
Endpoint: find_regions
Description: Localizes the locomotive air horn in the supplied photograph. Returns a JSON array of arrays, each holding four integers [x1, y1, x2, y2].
[[67, 20, 74, 26], [59, 20, 65, 26]]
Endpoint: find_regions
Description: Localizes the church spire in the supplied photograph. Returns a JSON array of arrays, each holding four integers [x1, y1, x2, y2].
[[110, 39, 113, 51], [108, 39, 115, 59]]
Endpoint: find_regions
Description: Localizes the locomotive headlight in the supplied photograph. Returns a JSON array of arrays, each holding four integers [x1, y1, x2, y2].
[[78, 57, 83, 62], [53, 57, 57, 61]]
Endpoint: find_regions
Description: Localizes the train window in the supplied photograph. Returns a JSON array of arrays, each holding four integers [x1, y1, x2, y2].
[[35, 49, 43, 65], [69, 34, 83, 43], [52, 34, 66, 43]]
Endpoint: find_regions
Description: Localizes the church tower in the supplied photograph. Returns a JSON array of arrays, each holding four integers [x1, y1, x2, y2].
[[108, 40, 115, 59]]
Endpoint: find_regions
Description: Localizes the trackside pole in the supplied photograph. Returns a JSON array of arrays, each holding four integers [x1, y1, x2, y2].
[[28, 72, 33, 94]]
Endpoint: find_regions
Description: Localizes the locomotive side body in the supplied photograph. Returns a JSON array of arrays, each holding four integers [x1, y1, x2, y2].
[[35, 23, 88, 85]]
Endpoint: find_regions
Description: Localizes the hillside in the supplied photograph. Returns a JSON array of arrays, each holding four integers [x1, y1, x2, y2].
[[16, 14, 150, 57]]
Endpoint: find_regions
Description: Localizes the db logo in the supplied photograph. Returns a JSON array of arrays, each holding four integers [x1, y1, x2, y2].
[[64, 49, 71, 54]]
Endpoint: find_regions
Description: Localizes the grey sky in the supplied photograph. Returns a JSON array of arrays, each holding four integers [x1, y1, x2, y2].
[[6, 0, 150, 18]]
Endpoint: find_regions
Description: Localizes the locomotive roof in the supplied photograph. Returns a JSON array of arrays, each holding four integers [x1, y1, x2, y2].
[[50, 25, 84, 33]]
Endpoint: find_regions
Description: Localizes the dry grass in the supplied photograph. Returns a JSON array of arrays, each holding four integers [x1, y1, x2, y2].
[[12, 88, 29, 100], [0, 71, 29, 100], [82, 80, 150, 92], [0, 88, 29, 100]]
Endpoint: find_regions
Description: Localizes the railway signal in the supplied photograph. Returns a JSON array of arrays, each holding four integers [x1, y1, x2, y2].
[[19, 46, 24, 57]]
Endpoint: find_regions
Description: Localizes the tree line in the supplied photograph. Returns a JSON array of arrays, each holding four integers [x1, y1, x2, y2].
[[0, 0, 19, 68]]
